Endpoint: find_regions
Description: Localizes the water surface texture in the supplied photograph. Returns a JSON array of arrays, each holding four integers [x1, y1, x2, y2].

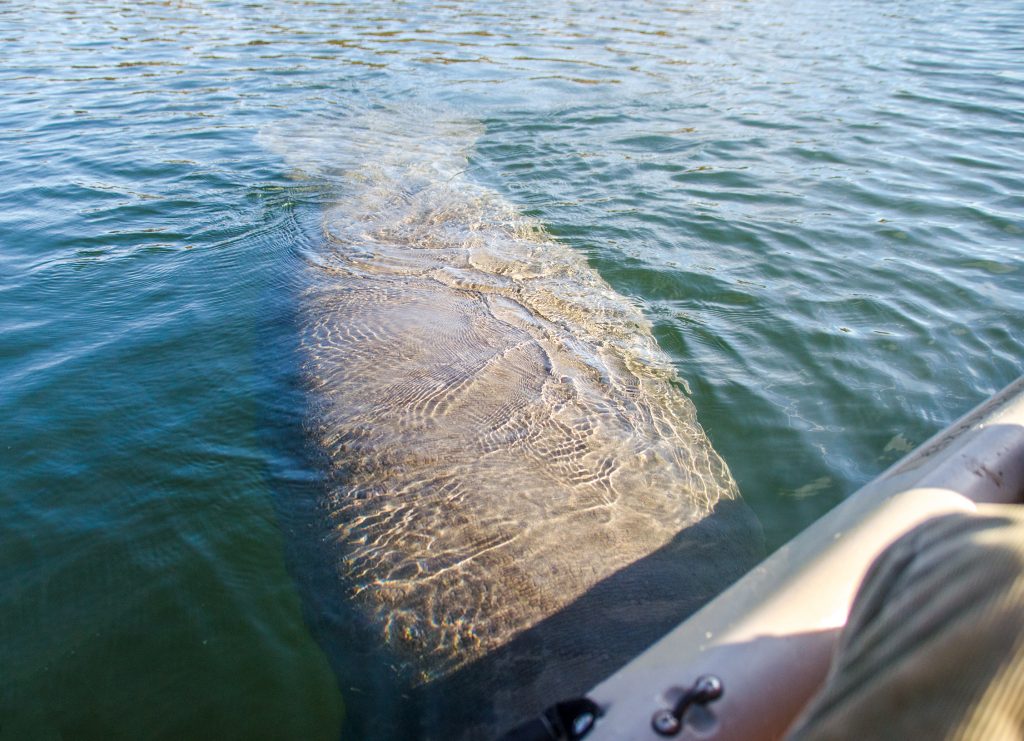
[[1, 0, 1022, 739]]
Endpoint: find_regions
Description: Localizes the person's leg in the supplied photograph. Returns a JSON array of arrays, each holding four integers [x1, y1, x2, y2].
[[786, 505, 1024, 741]]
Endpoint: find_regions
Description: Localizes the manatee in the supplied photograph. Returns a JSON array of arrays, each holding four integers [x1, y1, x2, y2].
[[269, 108, 762, 738]]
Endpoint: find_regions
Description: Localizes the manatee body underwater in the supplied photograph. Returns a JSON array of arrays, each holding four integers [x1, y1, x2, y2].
[[271, 109, 763, 739]]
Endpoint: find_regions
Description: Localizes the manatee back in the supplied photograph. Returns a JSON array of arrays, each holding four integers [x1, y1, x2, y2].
[[279, 106, 762, 738]]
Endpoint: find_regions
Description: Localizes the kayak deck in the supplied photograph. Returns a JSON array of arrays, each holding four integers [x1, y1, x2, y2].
[[583, 377, 1024, 741]]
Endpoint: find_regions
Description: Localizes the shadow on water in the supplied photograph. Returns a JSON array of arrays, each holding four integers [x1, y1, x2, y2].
[[296, 494, 763, 740]]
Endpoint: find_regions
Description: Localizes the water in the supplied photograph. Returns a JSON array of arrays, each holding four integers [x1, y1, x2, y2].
[[1, 0, 1021, 738]]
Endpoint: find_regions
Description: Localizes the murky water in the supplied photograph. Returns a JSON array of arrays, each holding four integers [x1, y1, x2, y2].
[[1, 0, 1021, 738]]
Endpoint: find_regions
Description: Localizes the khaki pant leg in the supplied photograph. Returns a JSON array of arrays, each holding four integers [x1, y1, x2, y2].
[[786, 505, 1024, 741]]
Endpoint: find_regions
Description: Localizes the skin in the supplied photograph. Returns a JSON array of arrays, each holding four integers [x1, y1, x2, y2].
[[288, 109, 762, 738]]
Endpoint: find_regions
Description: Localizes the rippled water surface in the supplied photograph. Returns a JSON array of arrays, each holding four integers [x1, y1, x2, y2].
[[1, 0, 1021, 738]]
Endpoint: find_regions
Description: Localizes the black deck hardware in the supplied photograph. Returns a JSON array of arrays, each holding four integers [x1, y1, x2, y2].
[[651, 675, 724, 736], [497, 697, 603, 741]]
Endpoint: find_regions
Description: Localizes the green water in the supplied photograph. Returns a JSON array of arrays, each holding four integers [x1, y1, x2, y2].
[[1, 0, 1021, 738]]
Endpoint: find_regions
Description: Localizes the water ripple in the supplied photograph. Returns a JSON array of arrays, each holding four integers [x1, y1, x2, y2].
[[1, 0, 1022, 737]]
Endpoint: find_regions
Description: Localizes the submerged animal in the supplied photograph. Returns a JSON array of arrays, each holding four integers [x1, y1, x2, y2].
[[270, 108, 761, 738]]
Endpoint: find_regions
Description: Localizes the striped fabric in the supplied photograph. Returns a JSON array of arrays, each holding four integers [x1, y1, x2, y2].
[[787, 505, 1024, 741]]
